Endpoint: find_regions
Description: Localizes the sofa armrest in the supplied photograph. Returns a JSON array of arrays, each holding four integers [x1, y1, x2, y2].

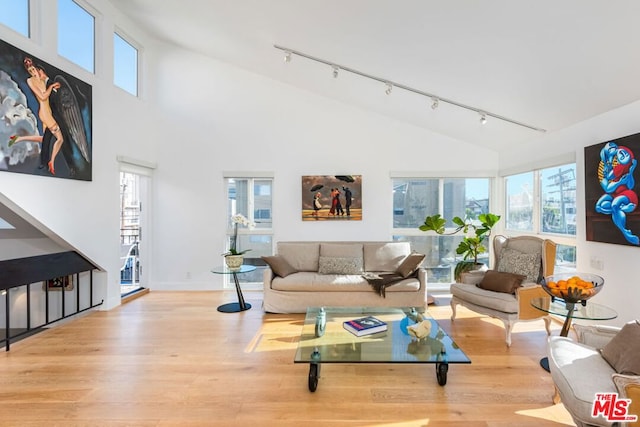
[[516, 284, 549, 320], [573, 324, 621, 348], [262, 267, 274, 290], [613, 372, 640, 427], [418, 268, 428, 290]]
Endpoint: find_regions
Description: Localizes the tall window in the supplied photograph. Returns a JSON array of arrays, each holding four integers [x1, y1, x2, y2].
[[0, 0, 29, 36], [392, 177, 491, 285], [505, 172, 534, 232], [504, 163, 577, 272], [113, 32, 138, 96], [58, 0, 94, 73], [225, 177, 273, 284]]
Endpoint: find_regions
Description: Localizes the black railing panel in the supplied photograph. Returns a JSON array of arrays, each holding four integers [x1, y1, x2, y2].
[[1, 251, 103, 350]]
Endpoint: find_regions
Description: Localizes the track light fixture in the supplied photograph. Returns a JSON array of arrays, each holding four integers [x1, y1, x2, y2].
[[273, 44, 546, 132]]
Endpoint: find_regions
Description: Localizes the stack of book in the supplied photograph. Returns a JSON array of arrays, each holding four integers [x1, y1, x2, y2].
[[343, 316, 387, 336]]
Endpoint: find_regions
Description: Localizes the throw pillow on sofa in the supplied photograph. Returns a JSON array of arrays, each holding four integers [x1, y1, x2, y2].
[[318, 256, 363, 275], [601, 319, 640, 375], [477, 270, 525, 294], [262, 255, 298, 278], [396, 252, 425, 278]]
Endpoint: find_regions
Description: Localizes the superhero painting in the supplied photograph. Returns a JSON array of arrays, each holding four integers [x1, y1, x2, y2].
[[0, 38, 92, 181], [585, 133, 640, 246]]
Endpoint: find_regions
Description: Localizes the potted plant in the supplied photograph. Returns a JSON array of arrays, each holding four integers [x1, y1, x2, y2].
[[222, 214, 254, 270], [419, 212, 501, 282]]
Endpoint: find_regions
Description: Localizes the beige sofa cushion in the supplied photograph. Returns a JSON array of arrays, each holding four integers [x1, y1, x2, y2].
[[320, 243, 363, 258], [270, 271, 421, 292], [277, 242, 320, 272], [450, 282, 518, 313], [363, 242, 411, 272]]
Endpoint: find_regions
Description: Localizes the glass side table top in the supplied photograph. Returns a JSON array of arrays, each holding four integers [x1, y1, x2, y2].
[[530, 297, 618, 321], [210, 265, 256, 275], [210, 264, 256, 313], [294, 307, 471, 364]]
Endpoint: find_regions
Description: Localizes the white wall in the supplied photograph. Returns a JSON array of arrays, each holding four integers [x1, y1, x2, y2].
[[500, 102, 640, 326], [0, 1, 495, 305], [0, 0, 159, 309], [146, 43, 498, 289]]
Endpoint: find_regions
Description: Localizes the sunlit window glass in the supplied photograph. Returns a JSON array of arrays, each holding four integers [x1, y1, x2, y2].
[[113, 33, 138, 96], [225, 178, 273, 284], [555, 243, 576, 273], [540, 164, 577, 235], [58, 0, 95, 73], [505, 172, 534, 231], [392, 179, 438, 229], [0, 0, 29, 36], [392, 177, 491, 284], [443, 178, 490, 224]]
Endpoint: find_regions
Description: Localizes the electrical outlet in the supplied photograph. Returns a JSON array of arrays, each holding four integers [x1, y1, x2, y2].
[[590, 257, 604, 270]]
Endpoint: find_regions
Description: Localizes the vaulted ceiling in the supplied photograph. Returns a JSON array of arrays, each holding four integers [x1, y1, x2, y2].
[[110, 0, 640, 151]]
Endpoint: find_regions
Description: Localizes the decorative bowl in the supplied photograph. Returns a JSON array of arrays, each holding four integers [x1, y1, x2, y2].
[[541, 272, 604, 305]]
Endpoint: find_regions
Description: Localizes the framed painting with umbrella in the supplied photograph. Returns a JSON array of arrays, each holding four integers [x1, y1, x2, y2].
[[302, 175, 362, 221]]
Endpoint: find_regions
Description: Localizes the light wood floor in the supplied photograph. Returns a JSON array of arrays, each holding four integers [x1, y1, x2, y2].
[[0, 291, 576, 427]]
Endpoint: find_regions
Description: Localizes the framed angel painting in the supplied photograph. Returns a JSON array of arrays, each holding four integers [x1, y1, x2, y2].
[[0, 38, 92, 181], [584, 133, 640, 246], [302, 175, 362, 221]]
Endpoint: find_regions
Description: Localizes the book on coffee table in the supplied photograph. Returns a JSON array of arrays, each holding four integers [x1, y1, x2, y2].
[[343, 316, 387, 336]]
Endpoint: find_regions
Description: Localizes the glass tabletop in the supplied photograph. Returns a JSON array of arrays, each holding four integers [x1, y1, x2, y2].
[[210, 265, 257, 275], [530, 297, 618, 321], [294, 307, 471, 364]]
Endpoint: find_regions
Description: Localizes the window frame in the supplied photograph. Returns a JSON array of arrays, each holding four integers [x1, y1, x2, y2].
[[224, 175, 274, 288], [502, 162, 577, 273]]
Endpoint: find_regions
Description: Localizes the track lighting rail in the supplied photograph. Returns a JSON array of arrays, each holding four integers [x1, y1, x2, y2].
[[274, 44, 546, 133]]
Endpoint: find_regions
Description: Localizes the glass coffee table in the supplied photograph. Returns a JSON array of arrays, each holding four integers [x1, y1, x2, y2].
[[294, 307, 471, 392]]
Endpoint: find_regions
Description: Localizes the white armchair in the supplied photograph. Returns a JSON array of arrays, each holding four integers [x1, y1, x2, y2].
[[548, 324, 640, 427], [450, 235, 557, 347]]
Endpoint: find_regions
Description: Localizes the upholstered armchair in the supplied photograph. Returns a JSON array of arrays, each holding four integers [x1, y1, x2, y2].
[[450, 234, 557, 347], [548, 323, 640, 427]]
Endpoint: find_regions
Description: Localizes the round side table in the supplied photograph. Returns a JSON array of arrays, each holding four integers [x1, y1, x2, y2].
[[531, 296, 617, 371], [211, 265, 256, 313]]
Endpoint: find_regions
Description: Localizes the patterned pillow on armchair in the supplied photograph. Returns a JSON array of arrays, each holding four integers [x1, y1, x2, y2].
[[496, 248, 541, 283]]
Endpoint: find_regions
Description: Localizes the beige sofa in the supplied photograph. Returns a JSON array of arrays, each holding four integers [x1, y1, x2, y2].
[[262, 241, 427, 313]]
